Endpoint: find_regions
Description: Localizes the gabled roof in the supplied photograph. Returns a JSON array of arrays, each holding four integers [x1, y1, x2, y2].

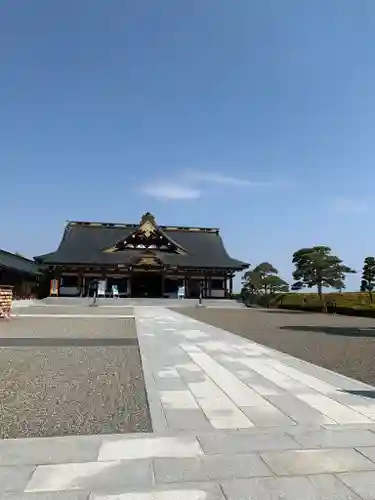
[[0, 249, 43, 276], [104, 212, 188, 255], [35, 213, 249, 271]]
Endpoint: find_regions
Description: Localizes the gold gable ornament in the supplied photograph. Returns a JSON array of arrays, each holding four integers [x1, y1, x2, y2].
[[103, 212, 187, 255], [136, 255, 162, 267], [139, 212, 157, 238]]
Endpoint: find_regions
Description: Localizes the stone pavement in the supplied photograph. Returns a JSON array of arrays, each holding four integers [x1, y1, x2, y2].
[[4, 305, 375, 498], [11, 299, 38, 308], [38, 297, 246, 309]]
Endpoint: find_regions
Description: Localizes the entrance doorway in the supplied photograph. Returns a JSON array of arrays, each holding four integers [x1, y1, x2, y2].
[[131, 273, 163, 297], [187, 279, 201, 299]]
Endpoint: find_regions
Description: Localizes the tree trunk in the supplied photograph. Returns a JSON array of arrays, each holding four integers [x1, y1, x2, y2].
[[369, 290, 373, 304], [317, 282, 326, 312]]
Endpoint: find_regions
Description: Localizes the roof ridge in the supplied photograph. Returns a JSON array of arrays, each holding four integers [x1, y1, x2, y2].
[[66, 220, 219, 232], [0, 248, 36, 263]]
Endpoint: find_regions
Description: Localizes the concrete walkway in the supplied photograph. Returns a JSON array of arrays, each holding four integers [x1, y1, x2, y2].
[[4, 306, 375, 498], [38, 297, 246, 308]]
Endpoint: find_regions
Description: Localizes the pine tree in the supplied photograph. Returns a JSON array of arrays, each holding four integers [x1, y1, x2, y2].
[[360, 257, 375, 303]]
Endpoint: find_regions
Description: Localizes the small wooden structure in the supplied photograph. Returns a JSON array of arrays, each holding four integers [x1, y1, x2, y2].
[[0, 285, 13, 319]]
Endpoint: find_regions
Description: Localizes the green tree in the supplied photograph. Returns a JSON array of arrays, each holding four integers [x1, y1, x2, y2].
[[292, 246, 355, 300], [241, 269, 260, 297], [360, 256, 375, 303], [264, 274, 289, 294], [242, 262, 289, 295], [253, 262, 278, 294]]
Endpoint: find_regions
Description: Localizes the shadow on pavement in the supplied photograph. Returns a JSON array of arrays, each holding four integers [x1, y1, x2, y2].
[[0, 337, 138, 347], [280, 325, 375, 337], [257, 309, 311, 315], [339, 389, 375, 399]]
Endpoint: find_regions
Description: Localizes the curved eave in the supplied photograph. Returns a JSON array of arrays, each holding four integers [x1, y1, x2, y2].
[[34, 251, 250, 271], [0, 263, 44, 277], [157, 227, 188, 255]]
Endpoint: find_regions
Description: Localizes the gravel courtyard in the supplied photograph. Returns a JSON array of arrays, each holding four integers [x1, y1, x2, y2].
[[0, 311, 152, 439], [177, 307, 375, 386]]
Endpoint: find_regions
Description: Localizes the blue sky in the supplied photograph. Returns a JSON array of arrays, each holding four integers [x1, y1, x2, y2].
[[1, 0, 375, 291]]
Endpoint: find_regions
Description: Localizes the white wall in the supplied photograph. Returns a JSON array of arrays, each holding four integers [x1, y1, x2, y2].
[[59, 286, 80, 296]]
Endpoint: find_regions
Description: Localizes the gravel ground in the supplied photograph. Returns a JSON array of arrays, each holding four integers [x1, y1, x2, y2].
[[176, 307, 375, 386], [13, 305, 134, 316], [0, 314, 151, 438], [0, 317, 136, 339], [0, 346, 152, 438]]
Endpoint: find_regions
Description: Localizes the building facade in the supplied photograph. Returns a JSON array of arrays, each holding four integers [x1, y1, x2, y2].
[[0, 249, 43, 299], [35, 212, 249, 298]]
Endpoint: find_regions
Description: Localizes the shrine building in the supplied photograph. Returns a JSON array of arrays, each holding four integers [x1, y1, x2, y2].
[[0, 249, 43, 299], [35, 212, 249, 298]]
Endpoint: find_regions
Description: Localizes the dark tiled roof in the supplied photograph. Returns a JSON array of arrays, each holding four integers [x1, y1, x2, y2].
[[35, 221, 249, 270], [0, 249, 43, 276]]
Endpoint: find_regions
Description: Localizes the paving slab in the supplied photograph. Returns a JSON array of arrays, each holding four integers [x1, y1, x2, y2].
[[0, 435, 101, 466], [153, 454, 272, 483], [197, 430, 300, 454], [0, 466, 36, 494], [260, 448, 375, 475], [163, 408, 213, 431], [2, 493, 90, 500], [338, 471, 375, 500], [221, 475, 361, 500], [291, 428, 375, 449], [90, 482, 226, 499], [25, 460, 154, 493], [98, 435, 203, 461]]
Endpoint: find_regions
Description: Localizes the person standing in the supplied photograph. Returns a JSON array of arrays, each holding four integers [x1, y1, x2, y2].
[[332, 299, 337, 315], [90, 279, 99, 305]]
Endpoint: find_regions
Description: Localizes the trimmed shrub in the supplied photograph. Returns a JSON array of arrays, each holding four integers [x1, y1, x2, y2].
[[268, 292, 375, 317]]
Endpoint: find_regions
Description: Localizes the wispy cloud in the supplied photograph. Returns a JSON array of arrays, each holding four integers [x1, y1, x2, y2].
[[331, 197, 369, 214], [141, 170, 293, 200], [141, 182, 201, 200], [184, 170, 266, 187], [183, 169, 295, 188]]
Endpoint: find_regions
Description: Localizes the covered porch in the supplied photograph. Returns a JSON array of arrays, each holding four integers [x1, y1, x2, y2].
[[50, 268, 235, 299]]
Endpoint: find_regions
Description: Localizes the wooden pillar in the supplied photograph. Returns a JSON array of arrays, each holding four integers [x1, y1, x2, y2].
[[128, 269, 133, 297], [224, 273, 228, 298], [204, 276, 208, 299], [229, 274, 233, 298], [208, 276, 212, 298], [81, 275, 86, 297], [78, 273, 85, 297], [161, 272, 165, 297]]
